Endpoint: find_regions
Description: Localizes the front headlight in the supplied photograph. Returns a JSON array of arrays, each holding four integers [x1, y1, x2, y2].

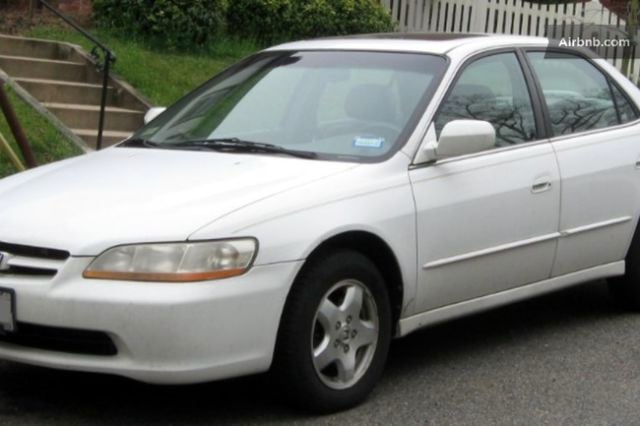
[[83, 238, 257, 282]]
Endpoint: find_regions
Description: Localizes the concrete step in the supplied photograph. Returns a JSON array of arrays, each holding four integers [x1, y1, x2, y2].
[[0, 34, 75, 61], [1, 34, 153, 151], [15, 78, 118, 106], [0, 54, 102, 84], [42, 103, 145, 132], [72, 128, 133, 149]]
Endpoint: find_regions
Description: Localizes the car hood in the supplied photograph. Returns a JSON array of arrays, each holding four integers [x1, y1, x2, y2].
[[0, 148, 358, 255]]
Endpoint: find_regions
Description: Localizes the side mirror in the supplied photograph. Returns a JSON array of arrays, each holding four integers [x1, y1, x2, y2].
[[144, 107, 167, 125], [424, 120, 495, 161]]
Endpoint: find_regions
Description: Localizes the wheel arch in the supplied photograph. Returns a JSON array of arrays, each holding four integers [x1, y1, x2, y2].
[[294, 230, 405, 328]]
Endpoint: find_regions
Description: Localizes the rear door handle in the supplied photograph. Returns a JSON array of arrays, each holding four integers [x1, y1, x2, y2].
[[531, 179, 552, 194]]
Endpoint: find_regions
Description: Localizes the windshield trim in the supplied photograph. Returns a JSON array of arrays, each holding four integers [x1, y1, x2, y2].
[[124, 49, 451, 164]]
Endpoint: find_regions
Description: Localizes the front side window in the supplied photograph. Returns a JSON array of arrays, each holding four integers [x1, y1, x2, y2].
[[527, 51, 637, 136], [132, 51, 447, 162], [435, 52, 537, 147]]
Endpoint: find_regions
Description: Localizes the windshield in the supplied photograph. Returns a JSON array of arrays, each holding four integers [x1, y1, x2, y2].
[[130, 50, 447, 162]]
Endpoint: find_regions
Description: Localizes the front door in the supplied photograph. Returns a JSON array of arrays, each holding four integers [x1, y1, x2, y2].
[[410, 51, 561, 312]]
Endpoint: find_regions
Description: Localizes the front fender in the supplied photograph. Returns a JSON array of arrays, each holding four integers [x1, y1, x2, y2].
[[189, 153, 420, 317]]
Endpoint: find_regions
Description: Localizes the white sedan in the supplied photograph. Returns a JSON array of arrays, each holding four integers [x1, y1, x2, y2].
[[1, 34, 640, 412]]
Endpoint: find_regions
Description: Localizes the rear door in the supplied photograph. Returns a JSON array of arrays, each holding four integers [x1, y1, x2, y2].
[[525, 50, 640, 276]]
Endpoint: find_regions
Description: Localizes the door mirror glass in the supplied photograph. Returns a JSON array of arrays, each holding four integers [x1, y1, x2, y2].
[[144, 107, 167, 125], [433, 119, 496, 159]]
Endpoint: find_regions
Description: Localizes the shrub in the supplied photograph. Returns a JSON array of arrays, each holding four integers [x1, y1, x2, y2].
[[93, 0, 228, 49], [227, 0, 394, 44], [227, 0, 294, 44]]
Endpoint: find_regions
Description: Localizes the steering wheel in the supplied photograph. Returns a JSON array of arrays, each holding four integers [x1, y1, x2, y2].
[[351, 123, 403, 150], [360, 122, 402, 140], [314, 120, 401, 142]]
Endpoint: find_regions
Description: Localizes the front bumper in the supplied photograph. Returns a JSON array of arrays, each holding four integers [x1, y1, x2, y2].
[[0, 257, 303, 384]]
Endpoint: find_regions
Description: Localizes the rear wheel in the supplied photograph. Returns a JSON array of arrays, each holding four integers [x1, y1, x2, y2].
[[609, 226, 640, 310], [274, 250, 392, 413]]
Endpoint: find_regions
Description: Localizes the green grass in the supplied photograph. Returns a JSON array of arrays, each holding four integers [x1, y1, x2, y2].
[[0, 86, 82, 178], [26, 26, 260, 106]]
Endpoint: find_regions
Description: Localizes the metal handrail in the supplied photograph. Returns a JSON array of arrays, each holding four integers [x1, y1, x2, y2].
[[0, 78, 37, 168], [39, 0, 116, 150]]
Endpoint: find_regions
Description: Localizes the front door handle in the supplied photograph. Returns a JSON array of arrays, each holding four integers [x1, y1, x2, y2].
[[531, 179, 552, 194]]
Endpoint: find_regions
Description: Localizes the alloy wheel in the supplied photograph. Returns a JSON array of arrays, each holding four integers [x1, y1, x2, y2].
[[311, 279, 380, 390]]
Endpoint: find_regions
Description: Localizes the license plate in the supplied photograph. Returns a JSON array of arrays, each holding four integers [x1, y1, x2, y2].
[[0, 288, 16, 334]]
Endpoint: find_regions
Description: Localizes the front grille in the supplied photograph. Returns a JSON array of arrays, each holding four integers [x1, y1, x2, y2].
[[0, 241, 69, 279], [0, 322, 118, 356], [0, 241, 70, 260], [2, 265, 57, 276]]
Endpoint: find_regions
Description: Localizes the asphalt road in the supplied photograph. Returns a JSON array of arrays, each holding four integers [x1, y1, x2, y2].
[[1, 280, 640, 425]]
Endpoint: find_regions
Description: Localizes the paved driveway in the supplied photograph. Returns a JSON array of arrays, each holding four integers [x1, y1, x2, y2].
[[1, 280, 639, 425]]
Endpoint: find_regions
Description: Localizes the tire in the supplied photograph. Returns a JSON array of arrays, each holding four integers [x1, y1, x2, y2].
[[609, 225, 640, 310], [273, 249, 392, 413]]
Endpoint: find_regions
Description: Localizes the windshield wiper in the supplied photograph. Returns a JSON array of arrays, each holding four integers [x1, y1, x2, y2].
[[119, 137, 318, 159], [162, 138, 318, 159], [119, 138, 163, 148]]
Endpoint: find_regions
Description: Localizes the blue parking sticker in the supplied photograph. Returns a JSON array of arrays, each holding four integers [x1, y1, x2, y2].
[[353, 137, 385, 149]]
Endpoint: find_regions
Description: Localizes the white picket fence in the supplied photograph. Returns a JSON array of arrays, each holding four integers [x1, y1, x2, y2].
[[380, 0, 640, 82]]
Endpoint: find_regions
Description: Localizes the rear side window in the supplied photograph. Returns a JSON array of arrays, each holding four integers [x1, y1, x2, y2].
[[435, 52, 537, 147], [527, 52, 638, 136]]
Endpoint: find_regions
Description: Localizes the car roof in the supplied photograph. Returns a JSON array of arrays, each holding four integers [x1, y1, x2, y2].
[[267, 33, 550, 55]]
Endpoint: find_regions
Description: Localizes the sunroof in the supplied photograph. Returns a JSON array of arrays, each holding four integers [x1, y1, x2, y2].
[[337, 32, 490, 41]]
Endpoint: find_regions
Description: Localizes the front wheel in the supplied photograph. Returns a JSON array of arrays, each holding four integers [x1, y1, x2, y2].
[[273, 250, 392, 413]]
